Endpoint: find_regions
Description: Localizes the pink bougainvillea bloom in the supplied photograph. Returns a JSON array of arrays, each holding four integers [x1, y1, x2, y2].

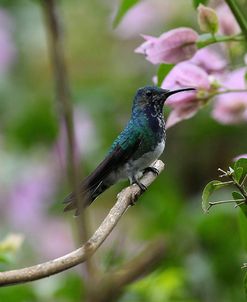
[[114, 1, 159, 39], [216, 3, 240, 35], [234, 154, 247, 161], [190, 47, 226, 74], [212, 68, 247, 124], [161, 61, 210, 128], [135, 27, 199, 64]]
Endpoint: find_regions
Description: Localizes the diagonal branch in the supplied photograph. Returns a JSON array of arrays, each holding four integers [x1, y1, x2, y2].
[[87, 238, 167, 302], [0, 160, 165, 287]]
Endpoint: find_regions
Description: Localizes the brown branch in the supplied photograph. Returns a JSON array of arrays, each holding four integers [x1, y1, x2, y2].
[[0, 160, 165, 287], [87, 238, 167, 302], [42, 0, 93, 280]]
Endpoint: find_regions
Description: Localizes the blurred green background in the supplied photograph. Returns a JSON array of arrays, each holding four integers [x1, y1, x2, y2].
[[0, 0, 246, 301]]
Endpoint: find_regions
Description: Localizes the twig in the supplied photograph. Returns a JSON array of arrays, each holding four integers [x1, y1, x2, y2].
[[207, 199, 245, 211], [0, 160, 165, 287]]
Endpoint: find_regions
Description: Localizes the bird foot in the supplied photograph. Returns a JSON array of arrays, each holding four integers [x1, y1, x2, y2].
[[144, 166, 159, 175], [134, 179, 147, 193]]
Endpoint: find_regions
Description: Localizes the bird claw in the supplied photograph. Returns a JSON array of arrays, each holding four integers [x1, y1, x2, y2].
[[134, 180, 147, 192], [144, 166, 159, 175]]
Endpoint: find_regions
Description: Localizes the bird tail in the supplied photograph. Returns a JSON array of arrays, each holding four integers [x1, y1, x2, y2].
[[63, 180, 112, 216]]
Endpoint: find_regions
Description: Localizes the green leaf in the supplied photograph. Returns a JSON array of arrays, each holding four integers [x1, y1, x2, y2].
[[235, 167, 244, 182], [193, 0, 208, 9], [202, 180, 231, 213], [244, 271, 247, 299], [157, 64, 174, 87], [234, 158, 247, 183], [238, 210, 247, 252], [113, 0, 140, 28], [232, 191, 247, 217]]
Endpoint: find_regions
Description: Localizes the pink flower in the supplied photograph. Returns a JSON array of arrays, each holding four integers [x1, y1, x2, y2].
[[135, 27, 199, 64], [113, 1, 159, 39], [234, 154, 247, 161], [216, 3, 240, 35], [212, 68, 247, 124], [190, 47, 226, 74], [161, 61, 210, 128]]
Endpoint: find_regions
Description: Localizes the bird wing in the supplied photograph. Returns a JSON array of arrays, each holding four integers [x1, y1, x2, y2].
[[63, 133, 142, 212]]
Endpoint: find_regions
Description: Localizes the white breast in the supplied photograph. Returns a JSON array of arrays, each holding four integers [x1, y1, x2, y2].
[[125, 140, 165, 178]]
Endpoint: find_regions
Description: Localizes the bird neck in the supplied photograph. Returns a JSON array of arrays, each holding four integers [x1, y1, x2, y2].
[[132, 106, 165, 141]]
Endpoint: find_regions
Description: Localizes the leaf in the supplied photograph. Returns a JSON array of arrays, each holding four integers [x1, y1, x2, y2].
[[202, 180, 231, 213], [113, 0, 140, 28], [157, 64, 174, 87], [244, 271, 247, 299], [234, 158, 247, 183], [235, 167, 244, 182], [238, 210, 247, 252], [232, 191, 247, 217], [193, 0, 208, 9]]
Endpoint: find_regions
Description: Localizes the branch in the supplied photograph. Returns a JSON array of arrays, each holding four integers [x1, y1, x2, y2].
[[42, 0, 93, 279], [0, 160, 165, 287], [88, 238, 167, 302]]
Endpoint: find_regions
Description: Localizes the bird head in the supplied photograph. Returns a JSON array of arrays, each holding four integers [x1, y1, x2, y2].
[[132, 86, 196, 114]]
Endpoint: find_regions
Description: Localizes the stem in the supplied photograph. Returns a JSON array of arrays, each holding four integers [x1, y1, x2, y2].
[[42, 0, 94, 284], [241, 174, 247, 187], [225, 0, 247, 39], [196, 33, 245, 48], [207, 199, 244, 212], [198, 89, 247, 102]]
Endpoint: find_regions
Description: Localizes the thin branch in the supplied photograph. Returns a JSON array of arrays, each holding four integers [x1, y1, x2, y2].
[[87, 238, 167, 302], [42, 0, 93, 280], [0, 160, 165, 287]]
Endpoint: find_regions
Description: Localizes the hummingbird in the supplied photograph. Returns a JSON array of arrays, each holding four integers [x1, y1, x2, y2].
[[64, 86, 195, 215]]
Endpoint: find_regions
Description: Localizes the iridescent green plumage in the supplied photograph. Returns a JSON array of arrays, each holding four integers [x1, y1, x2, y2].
[[64, 86, 195, 215]]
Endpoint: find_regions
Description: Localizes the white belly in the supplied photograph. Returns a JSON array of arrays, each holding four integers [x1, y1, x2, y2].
[[122, 140, 165, 180]]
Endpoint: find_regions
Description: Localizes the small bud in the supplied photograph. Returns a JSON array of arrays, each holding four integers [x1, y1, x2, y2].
[[197, 4, 219, 35]]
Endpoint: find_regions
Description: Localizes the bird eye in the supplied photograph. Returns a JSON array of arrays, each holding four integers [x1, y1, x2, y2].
[[146, 91, 152, 97]]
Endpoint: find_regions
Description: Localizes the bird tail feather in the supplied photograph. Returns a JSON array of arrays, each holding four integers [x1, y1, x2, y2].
[[63, 180, 112, 216]]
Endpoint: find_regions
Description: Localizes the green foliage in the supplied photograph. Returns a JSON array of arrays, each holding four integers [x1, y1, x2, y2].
[[6, 100, 58, 149], [244, 272, 247, 300], [54, 274, 84, 302], [202, 180, 230, 212], [157, 64, 174, 87], [234, 158, 247, 183], [192, 0, 208, 8], [0, 285, 37, 302], [238, 210, 247, 252], [113, 0, 140, 28], [125, 269, 191, 302]]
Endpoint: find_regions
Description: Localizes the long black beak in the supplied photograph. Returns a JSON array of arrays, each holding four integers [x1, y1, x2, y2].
[[165, 87, 196, 97]]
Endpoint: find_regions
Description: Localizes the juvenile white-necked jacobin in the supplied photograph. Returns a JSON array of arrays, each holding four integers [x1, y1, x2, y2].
[[64, 86, 195, 215]]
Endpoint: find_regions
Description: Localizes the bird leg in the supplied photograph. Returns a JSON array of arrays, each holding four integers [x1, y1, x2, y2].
[[144, 166, 159, 175], [131, 175, 147, 193]]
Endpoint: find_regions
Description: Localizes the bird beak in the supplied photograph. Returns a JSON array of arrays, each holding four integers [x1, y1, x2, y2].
[[165, 87, 196, 98]]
